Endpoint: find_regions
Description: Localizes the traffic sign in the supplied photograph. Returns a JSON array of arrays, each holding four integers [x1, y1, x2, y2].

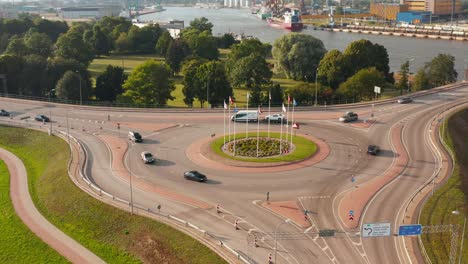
[[398, 224, 422, 236], [374, 86, 381, 94], [349, 210, 354, 216], [349, 215, 354, 221], [362, 223, 391, 237], [351, 176, 356, 183]]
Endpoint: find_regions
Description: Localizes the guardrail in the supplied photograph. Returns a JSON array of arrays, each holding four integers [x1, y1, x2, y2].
[[0, 117, 251, 264], [0, 81, 466, 113]]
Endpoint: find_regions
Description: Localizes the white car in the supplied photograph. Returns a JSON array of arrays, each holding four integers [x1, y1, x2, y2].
[[264, 114, 286, 123], [141, 151, 155, 164]]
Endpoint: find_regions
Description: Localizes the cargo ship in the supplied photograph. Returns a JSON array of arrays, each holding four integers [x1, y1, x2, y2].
[[256, 7, 272, 20], [267, 9, 303, 31]]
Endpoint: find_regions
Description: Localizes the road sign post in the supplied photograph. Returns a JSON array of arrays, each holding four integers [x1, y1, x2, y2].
[[362, 223, 391, 237]]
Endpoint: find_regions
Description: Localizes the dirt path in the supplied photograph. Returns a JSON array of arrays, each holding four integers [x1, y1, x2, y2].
[[0, 148, 106, 264]]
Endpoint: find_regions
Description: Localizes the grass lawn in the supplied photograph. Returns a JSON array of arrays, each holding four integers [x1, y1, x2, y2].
[[0, 125, 226, 264], [0, 161, 67, 263], [420, 109, 468, 263], [211, 132, 317, 163]]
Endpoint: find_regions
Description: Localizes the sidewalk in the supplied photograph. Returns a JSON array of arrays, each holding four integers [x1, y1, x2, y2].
[[0, 148, 105, 264]]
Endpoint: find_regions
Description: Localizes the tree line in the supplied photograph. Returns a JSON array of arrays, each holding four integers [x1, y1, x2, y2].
[[0, 15, 458, 106]]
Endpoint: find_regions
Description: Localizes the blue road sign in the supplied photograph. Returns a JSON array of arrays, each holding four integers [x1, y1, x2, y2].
[[351, 177, 356, 183], [349, 210, 354, 216], [398, 224, 422, 236]]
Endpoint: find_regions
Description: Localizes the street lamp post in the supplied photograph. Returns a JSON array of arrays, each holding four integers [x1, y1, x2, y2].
[[452, 210, 467, 264], [314, 68, 318, 106], [274, 219, 291, 263], [47, 89, 55, 135], [407, 58, 415, 94], [75, 70, 82, 105]]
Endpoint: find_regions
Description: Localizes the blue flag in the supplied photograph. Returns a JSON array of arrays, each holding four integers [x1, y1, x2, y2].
[[234, 107, 238, 113], [293, 99, 297, 106]]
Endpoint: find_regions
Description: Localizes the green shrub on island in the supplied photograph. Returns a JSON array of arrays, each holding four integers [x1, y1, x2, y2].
[[227, 138, 290, 157]]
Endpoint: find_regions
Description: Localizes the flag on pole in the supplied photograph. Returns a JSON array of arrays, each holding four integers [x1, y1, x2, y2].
[[233, 104, 237, 155], [282, 103, 287, 112], [223, 100, 226, 147], [229, 96, 234, 105], [228, 98, 231, 143], [293, 99, 297, 107], [290, 98, 297, 145], [258, 105, 263, 114], [293, 122, 299, 129], [269, 92, 272, 101], [288, 94, 291, 104], [268, 91, 271, 138], [246, 93, 249, 139], [256, 105, 261, 157]]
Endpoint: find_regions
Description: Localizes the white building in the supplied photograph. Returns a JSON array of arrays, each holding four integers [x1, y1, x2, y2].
[[224, 0, 250, 8], [59, 5, 121, 19]]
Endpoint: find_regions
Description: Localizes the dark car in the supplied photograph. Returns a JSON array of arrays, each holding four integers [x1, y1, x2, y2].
[[397, 97, 413, 104], [35, 114, 50, 122], [0, 109, 10, 116], [183, 171, 207, 182], [367, 145, 380, 155], [128, 131, 143, 143]]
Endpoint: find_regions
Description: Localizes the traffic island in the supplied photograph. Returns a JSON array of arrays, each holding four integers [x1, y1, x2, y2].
[[261, 201, 311, 228], [186, 132, 330, 173]]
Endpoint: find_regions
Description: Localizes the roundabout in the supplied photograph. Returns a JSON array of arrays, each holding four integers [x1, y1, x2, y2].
[[211, 132, 317, 162]]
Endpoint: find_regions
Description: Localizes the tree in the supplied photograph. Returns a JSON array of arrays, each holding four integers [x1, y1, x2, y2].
[[396, 61, 409, 95], [188, 17, 213, 33], [55, 70, 91, 101], [266, 83, 283, 106], [155, 30, 173, 56], [19, 54, 47, 96], [317, 49, 346, 90], [217, 33, 237, 49], [127, 24, 163, 53], [337, 67, 387, 100], [181, 59, 206, 107], [287, 82, 332, 105], [95, 65, 127, 102], [0, 55, 24, 95], [55, 29, 94, 65], [195, 61, 232, 108], [272, 33, 326, 81], [228, 38, 271, 62], [33, 18, 68, 42], [122, 60, 175, 105], [24, 31, 53, 58], [181, 28, 219, 60], [230, 53, 272, 105], [115, 32, 132, 53], [4, 36, 28, 57], [91, 25, 112, 56], [426, 54, 457, 87], [165, 39, 191, 73], [45, 57, 87, 97], [412, 68, 430, 91], [342, 39, 390, 80]]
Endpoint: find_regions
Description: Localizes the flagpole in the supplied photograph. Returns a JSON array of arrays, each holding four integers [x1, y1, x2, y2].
[[234, 104, 237, 156], [268, 91, 271, 138], [256, 106, 260, 157], [223, 100, 226, 149], [286, 96, 290, 149], [246, 93, 249, 139], [279, 115, 283, 155], [228, 101, 231, 143], [290, 100, 295, 145]]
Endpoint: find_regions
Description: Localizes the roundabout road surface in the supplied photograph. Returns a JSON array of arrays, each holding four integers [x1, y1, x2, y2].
[[1, 83, 467, 264]]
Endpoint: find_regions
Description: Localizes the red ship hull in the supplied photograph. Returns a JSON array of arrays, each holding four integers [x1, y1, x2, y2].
[[267, 18, 303, 32]]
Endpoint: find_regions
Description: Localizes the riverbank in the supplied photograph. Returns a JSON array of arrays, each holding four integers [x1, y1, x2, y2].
[[311, 26, 467, 41]]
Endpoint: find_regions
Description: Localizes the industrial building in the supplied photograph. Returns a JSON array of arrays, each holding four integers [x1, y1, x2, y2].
[[59, 5, 121, 19], [401, 0, 462, 15], [224, 0, 251, 8], [370, 3, 409, 21], [397, 11, 432, 23]]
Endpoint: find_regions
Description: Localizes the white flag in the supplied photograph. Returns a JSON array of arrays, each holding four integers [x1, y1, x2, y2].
[[282, 103, 287, 113]]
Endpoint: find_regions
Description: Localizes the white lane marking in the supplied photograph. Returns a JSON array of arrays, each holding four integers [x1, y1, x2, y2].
[[298, 196, 331, 199], [304, 226, 314, 233]]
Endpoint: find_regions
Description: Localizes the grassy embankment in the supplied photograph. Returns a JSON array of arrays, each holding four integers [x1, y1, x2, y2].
[[420, 108, 468, 263], [211, 132, 317, 162], [0, 161, 67, 263], [0, 125, 226, 264]]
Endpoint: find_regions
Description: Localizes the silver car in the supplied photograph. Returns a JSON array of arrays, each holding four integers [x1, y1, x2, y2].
[[141, 151, 155, 164]]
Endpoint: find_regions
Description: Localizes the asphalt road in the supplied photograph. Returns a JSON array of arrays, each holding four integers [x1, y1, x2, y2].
[[1, 84, 467, 264]]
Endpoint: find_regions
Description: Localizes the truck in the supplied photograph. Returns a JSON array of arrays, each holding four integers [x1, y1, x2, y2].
[[231, 110, 259, 122]]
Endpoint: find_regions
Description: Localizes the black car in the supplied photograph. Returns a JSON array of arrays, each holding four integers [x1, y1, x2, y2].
[[183, 171, 207, 182], [367, 145, 380, 155], [0, 109, 10, 116], [35, 114, 50, 122], [397, 97, 413, 104], [128, 131, 143, 143]]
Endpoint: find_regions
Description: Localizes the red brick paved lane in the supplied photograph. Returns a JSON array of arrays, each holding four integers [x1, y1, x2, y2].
[[112, 122, 176, 132], [185, 133, 330, 173], [99, 134, 212, 209], [349, 119, 376, 129], [262, 201, 311, 228], [0, 148, 105, 264], [338, 124, 409, 229]]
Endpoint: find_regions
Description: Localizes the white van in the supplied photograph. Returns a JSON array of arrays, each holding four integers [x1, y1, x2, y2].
[[231, 110, 259, 122]]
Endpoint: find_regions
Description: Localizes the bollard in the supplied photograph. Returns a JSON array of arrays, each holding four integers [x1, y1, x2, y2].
[[268, 253, 273, 264], [235, 219, 239, 230], [220, 240, 223, 247], [216, 204, 221, 214], [254, 238, 258, 248]]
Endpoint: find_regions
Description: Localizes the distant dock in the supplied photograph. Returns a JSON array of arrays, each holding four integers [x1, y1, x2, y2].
[[312, 25, 467, 41]]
